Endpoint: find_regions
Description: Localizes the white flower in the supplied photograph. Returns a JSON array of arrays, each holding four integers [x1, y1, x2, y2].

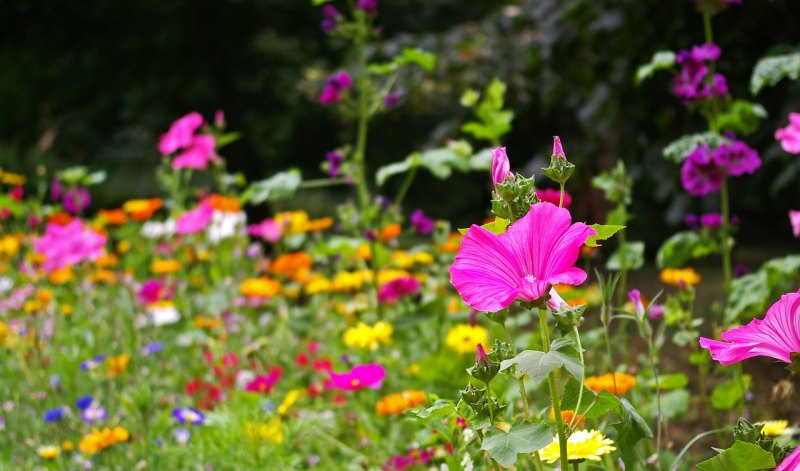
[[147, 302, 180, 326]]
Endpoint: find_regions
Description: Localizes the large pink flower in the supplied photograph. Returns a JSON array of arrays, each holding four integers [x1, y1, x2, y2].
[[777, 444, 800, 471], [450, 202, 596, 312], [159, 112, 204, 155], [775, 112, 800, 155], [172, 135, 217, 170], [32, 219, 106, 272], [176, 202, 214, 235], [699, 290, 800, 365], [327, 364, 385, 391]]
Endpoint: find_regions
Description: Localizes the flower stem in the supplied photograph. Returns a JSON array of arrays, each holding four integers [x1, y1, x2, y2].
[[352, 12, 370, 212], [559, 182, 565, 208], [573, 462, 581, 471], [720, 178, 732, 296], [539, 308, 569, 470], [702, 12, 714, 44], [569, 326, 586, 431]]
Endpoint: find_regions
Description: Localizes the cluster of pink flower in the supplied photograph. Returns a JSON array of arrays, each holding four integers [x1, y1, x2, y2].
[[680, 140, 760, 196], [159, 112, 217, 170], [672, 43, 728, 105]]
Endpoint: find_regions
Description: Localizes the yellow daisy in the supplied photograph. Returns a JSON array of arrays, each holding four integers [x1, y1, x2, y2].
[[539, 429, 616, 464]]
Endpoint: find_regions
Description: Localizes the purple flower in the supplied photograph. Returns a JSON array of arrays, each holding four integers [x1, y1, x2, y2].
[[648, 304, 665, 321], [700, 212, 724, 229], [491, 147, 512, 191], [685, 213, 700, 229], [778, 444, 800, 471], [628, 289, 645, 318], [383, 91, 404, 108], [410, 209, 435, 235], [680, 144, 725, 196], [320, 5, 341, 33], [327, 364, 386, 391], [673, 44, 728, 105], [326, 151, 344, 178], [319, 71, 353, 105], [80, 355, 107, 372], [81, 403, 107, 423], [378, 276, 420, 304], [141, 342, 164, 356], [44, 407, 66, 423], [690, 43, 721, 62], [356, 0, 377, 15], [790, 210, 800, 238], [712, 140, 761, 176], [552, 136, 566, 159], [172, 407, 205, 425], [50, 178, 62, 202], [62, 187, 91, 215], [174, 428, 191, 444]]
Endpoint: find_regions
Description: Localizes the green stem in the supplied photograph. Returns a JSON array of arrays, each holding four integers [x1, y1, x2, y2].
[[702, 12, 714, 44], [298, 178, 348, 189], [393, 160, 417, 208], [352, 13, 371, 212], [539, 309, 569, 470], [648, 337, 663, 470], [573, 462, 581, 471], [569, 326, 586, 431], [485, 382, 495, 425], [559, 182, 565, 208], [720, 178, 732, 296]]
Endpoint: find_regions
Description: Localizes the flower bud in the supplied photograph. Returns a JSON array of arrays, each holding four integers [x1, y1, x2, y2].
[[552, 136, 566, 159], [491, 147, 513, 191], [470, 343, 500, 384], [460, 383, 484, 405], [542, 136, 575, 185]]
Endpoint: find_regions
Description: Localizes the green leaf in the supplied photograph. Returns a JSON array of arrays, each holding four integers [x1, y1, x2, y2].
[[312, 0, 332, 5], [635, 51, 676, 84], [750, 52, 800, 95], [413, 400, 455, 419], [241, 169, 302, 204], [461, 79, 514, 144], [711, 375, 751, 410], [216, 131, 242, 148], [663, 132, 730, 163], [500, 339, 583, 385], [481, 422, 553, 468], [711, 100, 767, 136], [84, 170, 107, 185], [641, 389, 689, 420], [586, 224, 625, 247], [460, 89, 480, 107], [559, 377, 620, 419], [0, 195, 24, 217], [458, 217, 509, 236], [605, 204, 628, 226], [647, 372, 688, 390], [656, 230, 719, 268], [697, 440, 776, 471], [606, 241, 645, 271], [725, 272, 769, 322], [376, 147, 469, 186], [612, 398, 654, 469], [399, 48, 437, 72]]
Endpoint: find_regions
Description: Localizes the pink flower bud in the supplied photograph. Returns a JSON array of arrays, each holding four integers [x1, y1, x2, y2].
[[476, 343, 488, 363], [491, 147, 512, 190], [552, 136, 566, 159]]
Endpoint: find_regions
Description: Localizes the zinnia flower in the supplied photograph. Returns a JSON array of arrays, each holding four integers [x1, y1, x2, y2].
[[176, 201, 214, 235], [775, 112, 800, 154], [245, 367, 283, 394], [32, 219, 106, 272], [327, 363, 386, 391], [378, 276, 420, 304], [538, 429, 616, 464], [660, 267, 701, 287], [700, 290, 800, 365], [584, 372, 637, 395], [450, 202, 595, 312]]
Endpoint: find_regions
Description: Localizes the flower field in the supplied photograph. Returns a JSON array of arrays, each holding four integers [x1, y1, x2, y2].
[[2, 0, 800, 470]]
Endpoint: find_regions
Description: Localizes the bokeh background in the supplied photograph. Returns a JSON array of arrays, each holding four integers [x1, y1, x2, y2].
[[2, 0, 800, 253]]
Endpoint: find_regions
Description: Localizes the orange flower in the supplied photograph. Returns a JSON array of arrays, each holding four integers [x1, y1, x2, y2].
[[78, 427, 129, 454], [584, 372, 637, 396], [307, 217, 334, 232], [375, 390, 427, 415], [107, 354, 130, 376], [209, 194, 241, 213], [97, 209, 127, 226], [151, 259, 181, 274], [378, 223, 402, 241], [550, 409, 587, 427], [240, 277, 281, 298], [660, 268, 701, 287], [49, 266, 74, 284], [194, 316, 223, 329], [436, 232, 463, 253], [47, 213, 73, 226], [123, 198, 163, 221], [95, 254, 119, 268], [90, 269, 117, 284], [270, 252, 313, 280]]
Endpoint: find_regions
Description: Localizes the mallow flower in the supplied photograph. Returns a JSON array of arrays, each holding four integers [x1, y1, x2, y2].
[[777, 445, 800, 471], [450, 202, 595, 312], [700, 290, 800, 365], [775, 112, 800, 154], [491, 147, 512, 191]]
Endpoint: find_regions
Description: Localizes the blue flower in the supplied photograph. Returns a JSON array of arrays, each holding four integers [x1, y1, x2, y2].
[[44, 407, 66, 423], [75, 396, 94, 410], [141, 342, 164, 356], [80, 355, 106, 371], [172, 407, 205, 425]]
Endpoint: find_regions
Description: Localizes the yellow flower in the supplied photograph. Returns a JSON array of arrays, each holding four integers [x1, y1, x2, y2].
[[759, 420, 789, 437], [61, 304, 74, 316], [0, 234, 21, 258], [331, 271, 366, 292], [391, 250, 432, 269], [660, 268, 701, 287], [539, 429, 616, 463], [79, 427, 129, 454], [37, 445, 61, 459], [278, 389, 304, 415], [107, 354, 130, 376], [376, 269, 411, 285], [194, 316, 222, 329], [239, 277, 281, 298], [584, 373, 637, 396], [61, 440, 74, 452], [407, 363, 420, 376], [246, 418, 283, 444], [445, 324, 489, 355], [343, 321, 393, 350], [151, 259, 181, 274], [0, 169, 26, 186], [304, 276, 331, 295], [375, 390, 427, 415]]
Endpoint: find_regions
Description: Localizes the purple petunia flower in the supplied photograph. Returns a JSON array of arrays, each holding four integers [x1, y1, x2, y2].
[[680, 144, 725, 196], [410, 209, 435, 235]]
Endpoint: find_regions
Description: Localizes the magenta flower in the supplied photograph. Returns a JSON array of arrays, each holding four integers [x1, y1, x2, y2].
[[628, 289, 645, 318], [536, 188, 572, 208], [775, 112, 800, 154], [248, 218, 283, 242], [139, 279, 171, 305], [790, 211, 800, 238], [327, 364, 386, 391], [319, 71, 353, 105], [700, 212, 724, 229], [378, 276, 420, 304], [552, 135, 566, 159], [245, 367, 283, 394], [33, 219, 106, 271], [172, 135, 217, 170], [712, 140, 761, 176], [450, 202, 595, 312], [159, 112, 204, 155], [176, 202, 214, 235], [62, 187, 91, 215], [326, 151, 344, 178], [700, 290, 800, 365], [673, 44, 727, 104], [355, 0, 377, 15], [491, 147, 512, 191], [680, 144, 725, 196], [320, 4, 341, 33], [410, 209, 435, 235], [777, 445, 800, 471]]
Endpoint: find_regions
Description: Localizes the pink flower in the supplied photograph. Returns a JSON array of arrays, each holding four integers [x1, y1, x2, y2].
[[450, 202, 595, 312], [62, 187, 91, 215], [176, 202, 214, 235], [248, 218, 283, 242], [699, 290, 800, 365], [777, 444, 800, 471], [159, 112, 204, 155], [790, 210, 800, 238], [775, 112, 800, 155], [172, 135, 217, 170], [319, 71, 353, 105], [32, 219, 106, 272], [410, 209, 435, 235], [681, 144, 725, 196], [712, 140, 761, 176], [491, 147, 512, 191], [552, 136, 566, 159], [378, 276, 420, 304], [138, 279, 171, 305], [245, 367, 283, 394], [536, 188, 572, 208], [327, 364, 386, 391], [628, 289, 645, 318]]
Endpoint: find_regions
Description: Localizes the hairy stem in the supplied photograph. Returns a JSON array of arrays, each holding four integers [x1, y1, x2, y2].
[[540, 308, 569, 470]]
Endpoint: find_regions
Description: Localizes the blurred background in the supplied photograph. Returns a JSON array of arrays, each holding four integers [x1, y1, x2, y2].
[[2, 0, 800, 254]]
